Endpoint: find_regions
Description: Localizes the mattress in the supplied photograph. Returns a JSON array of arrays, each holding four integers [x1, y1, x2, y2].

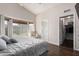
[[0, 37, 48, 56]]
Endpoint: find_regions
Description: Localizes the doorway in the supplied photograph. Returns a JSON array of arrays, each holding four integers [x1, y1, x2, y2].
[[59, 14, 74, 49]]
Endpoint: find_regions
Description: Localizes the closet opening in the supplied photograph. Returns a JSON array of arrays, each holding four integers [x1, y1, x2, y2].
[[59, 14, 74, 49]]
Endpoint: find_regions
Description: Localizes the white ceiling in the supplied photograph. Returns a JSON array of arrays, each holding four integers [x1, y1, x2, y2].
[[19, 3, 61, 15]]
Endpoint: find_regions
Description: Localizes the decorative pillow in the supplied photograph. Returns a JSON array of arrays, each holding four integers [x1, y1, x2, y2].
[[0, 38, 7, 51], [1, 35, 11, 44], [9, 38, 17, 43]]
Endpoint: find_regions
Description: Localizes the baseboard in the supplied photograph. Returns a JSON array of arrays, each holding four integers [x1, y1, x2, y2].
[[74, 48, 79, 51], [48, 42, 59, 46]]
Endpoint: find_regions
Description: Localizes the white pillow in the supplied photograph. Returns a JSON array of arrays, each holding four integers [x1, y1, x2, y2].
[[0, 38, 7, 50], [0, 35, 10, 44]]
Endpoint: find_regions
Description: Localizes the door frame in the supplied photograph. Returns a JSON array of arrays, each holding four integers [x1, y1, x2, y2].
[[59, 14, 75, 50]]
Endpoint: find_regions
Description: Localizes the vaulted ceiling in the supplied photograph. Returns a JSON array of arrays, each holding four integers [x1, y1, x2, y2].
[[19, 3, 61, 15]]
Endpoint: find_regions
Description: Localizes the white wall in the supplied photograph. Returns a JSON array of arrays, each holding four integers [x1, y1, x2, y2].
[[75, 6, 79, 50], [0, 3, 36, 20], [36, 3, 76, 46]]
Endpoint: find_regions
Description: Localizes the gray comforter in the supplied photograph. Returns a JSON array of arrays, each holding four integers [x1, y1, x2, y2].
[[0, 37, 48, 56]]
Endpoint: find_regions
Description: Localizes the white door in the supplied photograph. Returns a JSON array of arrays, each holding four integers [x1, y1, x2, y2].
[[41, 20, 48, 41]]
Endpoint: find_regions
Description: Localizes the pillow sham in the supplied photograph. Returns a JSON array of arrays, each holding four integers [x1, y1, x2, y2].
[[9, 38, 17, 43], [1, 35, 11, 44], [0, 38, 7, 51]]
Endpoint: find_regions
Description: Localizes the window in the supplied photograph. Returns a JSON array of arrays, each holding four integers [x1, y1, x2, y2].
[[13, 22, 35, 37], [13, 22, 30, 37], [0, 15, 35, 38], [28, 24, 35, 37]]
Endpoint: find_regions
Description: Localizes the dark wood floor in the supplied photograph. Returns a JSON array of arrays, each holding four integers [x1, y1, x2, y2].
[[61, 39, 73, 49], [48, 44, 79, 56]]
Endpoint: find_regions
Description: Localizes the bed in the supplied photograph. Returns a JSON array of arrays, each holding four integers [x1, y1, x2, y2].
[[0, 37, 48, 56]]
